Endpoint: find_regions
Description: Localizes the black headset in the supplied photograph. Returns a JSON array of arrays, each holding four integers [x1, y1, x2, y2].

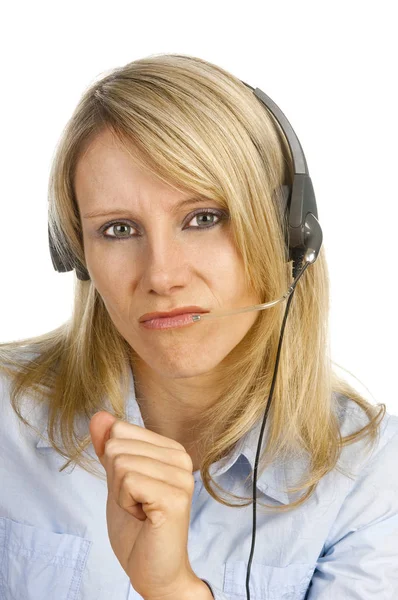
[[48, 81, 323, 600]]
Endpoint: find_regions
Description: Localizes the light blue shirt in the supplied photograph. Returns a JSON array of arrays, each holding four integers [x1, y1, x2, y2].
[[1, 365, 397, 600]]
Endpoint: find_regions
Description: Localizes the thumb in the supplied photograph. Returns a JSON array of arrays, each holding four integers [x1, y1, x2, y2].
[[89, 411, 118, 466]]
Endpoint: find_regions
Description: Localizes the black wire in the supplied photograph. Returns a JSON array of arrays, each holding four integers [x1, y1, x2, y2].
[[245, 271, 304, 599]]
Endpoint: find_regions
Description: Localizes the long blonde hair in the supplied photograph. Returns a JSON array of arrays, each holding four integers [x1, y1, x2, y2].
[[0, 53, 385, 512]]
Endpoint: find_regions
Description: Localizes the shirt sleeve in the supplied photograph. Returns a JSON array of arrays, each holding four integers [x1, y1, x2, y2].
[[305, 425, 398, 599]]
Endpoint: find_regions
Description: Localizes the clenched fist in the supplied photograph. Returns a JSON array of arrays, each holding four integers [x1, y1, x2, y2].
[[89, 411, 208, 599]]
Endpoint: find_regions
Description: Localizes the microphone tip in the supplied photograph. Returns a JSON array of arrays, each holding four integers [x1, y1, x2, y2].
[[304, 249, 316, 263]]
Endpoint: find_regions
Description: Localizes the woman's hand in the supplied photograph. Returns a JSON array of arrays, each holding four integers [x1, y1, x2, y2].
[[89, 410, 202, 599]]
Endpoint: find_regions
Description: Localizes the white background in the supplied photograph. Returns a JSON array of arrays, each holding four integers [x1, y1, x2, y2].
[[0, 1, 396, 414]]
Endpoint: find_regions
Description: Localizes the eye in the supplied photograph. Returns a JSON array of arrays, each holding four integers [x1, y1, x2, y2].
[[99, 209, 228, 241], [101, 222, 135, 240], [186, 210, 223, 229]]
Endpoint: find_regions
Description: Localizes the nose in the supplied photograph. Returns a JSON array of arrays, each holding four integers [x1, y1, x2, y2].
[[139, 228, 191, 294]]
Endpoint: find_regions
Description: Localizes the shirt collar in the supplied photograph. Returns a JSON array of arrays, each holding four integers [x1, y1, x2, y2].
[[37, 365, 308, 505], [204, 415, 309, 505]]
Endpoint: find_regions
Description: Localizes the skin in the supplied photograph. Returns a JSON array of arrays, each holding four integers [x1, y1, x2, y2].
[[76, 127, 261, 596], [75, 127, 261, 470], [89, 411, 212, 598]]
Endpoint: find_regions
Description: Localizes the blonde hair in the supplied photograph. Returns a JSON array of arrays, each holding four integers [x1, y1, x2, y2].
[[0, 53, 385, 513]]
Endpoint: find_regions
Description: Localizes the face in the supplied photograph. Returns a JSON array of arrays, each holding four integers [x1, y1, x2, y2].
[[74, 128, 261, 381]]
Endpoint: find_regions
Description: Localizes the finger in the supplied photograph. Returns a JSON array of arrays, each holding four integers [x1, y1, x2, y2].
[[112, 454, 195, 507], [89, 411, 118, 466], [104, 438, 193, 473], [117, 470, 192, 527], [104, 439, 193, 494], [109, 419, 186, 452]]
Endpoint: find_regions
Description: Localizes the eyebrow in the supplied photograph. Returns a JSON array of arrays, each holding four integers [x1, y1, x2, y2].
[[82, 196, 210, 219]]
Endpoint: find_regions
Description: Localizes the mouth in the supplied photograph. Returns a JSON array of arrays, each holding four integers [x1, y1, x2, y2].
[[139, 306, 209, 323], [140, 312, 206, 330]]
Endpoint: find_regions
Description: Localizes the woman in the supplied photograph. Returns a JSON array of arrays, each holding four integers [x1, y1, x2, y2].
[[0, 53, 397, 600]]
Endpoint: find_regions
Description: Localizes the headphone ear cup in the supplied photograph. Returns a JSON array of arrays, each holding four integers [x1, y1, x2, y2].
[[75, 262, 91, 281], [48, 225, 90, 280], [273, 185, 308, 279], [48, 225, 72, 272]]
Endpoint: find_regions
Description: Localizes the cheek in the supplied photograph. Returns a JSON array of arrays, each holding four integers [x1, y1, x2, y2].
[[85, 241, 133, 294], [91, 270, 131, 325], [86, 243, 131, 277], [213, 250, 252, 300], [86, 234, 253, 322]]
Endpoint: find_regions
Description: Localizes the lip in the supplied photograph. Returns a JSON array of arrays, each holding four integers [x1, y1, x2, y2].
[[139, 306, 209, 323]]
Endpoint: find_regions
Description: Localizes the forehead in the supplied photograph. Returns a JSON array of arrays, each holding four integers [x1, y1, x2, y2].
[[75, 129, 144, 189], [74, 129, 187, 212]]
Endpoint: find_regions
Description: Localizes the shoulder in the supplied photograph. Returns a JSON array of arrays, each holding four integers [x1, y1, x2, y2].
[[0, 361, 49, 450], [0, 368, 16, 417], [305, 397, 398, 597], [334, 393, 398, 490], [319, 400, 398, 561]]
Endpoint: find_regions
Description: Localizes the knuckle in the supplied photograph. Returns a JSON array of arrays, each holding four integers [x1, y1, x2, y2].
[[183, 472, 195, 494], [175, 441, 186, 452], [174, 449, 193, 471], [104, 437, 118, 455], [111, 420, 125, 437], [113, 453, 127, 473], [181, 452, 194, 472], [176, 487, 191, 506]]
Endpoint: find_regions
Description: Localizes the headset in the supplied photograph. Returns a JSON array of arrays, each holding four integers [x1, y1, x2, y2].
[[48, 80, 323, 600]]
